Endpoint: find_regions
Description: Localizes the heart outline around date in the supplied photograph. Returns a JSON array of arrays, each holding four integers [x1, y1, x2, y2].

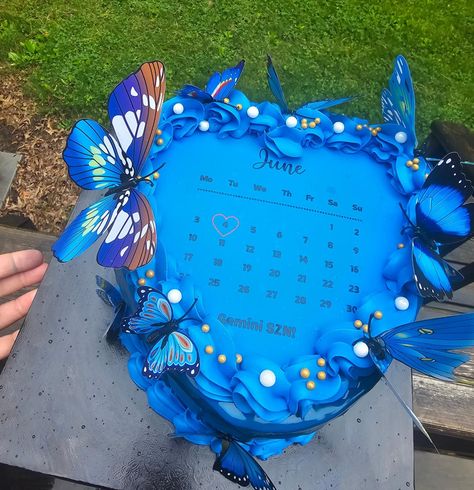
[[212, 213, 240, 237]]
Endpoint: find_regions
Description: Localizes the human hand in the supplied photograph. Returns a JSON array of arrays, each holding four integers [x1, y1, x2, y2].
[[0, 250, 48, 359]]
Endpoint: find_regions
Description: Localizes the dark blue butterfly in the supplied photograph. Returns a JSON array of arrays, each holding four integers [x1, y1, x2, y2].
[[52, 61, 166, 269], [177, 60, 245, 103], [95, 275, 125, 341], [121, 287, 200, 379], [266, 55, 351, 115], [213, 439, 276, 490], [381, 55, 417, 149], [401, 152, 474, 300], [365, 312, 474, 381]]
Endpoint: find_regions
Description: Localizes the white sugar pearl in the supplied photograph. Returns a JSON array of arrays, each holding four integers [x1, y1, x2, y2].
[[395, 296, 410, 311], [173, 103, 184, 115], [198, 120, 210, 132], [395, 131, 408, 143], [247, 106, 259, 119], [286, 116, 298, 128], [167, 289, 182, 304], [259, 369, 276, 387], [353, 341, 369, 358], [333, 121, 345, 134]]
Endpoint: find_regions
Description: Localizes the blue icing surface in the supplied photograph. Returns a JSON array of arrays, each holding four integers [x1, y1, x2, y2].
[[116, 89, 423, 457]]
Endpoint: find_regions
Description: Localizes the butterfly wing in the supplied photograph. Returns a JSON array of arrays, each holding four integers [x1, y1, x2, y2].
[[144, 331, 200, 378], [122, 287, 172, 335], [108, 61, 166, 174], [415, 153, 474, 243], [96, 188, 156, 269], [377, 313, 474, 381], [213, 441, 276, 490], [63, 119, 126, 190], [95, 275, 122, 308], [177, 84, 214, 103], [206, 60, 245, 101], [266, 55, 289, 113], [304, 96, 353, 111], [412, 238, 462, 301], [52, 193, 121, 263], [382, 55, 416, 146]]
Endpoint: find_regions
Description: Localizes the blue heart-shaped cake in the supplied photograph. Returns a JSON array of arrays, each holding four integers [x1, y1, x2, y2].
[[54, 56, 474, 490]]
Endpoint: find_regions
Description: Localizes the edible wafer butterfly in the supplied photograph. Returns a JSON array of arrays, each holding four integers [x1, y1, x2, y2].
[[401, 152, 474, 300], [213, 439, 276, 490], [381, 55, 417, 150], [177, 60, 245, 103], [121, 287, 200, 378], [266, 55, 351, 115], [52, 61, 166, 270]]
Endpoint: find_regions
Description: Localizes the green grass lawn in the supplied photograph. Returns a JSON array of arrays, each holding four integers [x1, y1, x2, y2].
[[0, 0, 472, 138]]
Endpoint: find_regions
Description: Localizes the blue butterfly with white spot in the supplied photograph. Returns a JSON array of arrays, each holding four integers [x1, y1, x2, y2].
[[401, 152, 474, 300], [266, 55, 352, 115], [52, 61, 166, 269], [178, 60, 245, 103], [121, 287, 200, 379], [381, 55, 417, 150], [213, 439, 276, 490]]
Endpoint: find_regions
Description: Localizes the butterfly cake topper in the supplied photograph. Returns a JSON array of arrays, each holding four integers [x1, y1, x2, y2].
[[52, 61, 166, 270]]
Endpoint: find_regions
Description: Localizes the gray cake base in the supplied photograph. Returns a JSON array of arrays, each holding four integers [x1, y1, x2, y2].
[[0, 192, 413, 489]]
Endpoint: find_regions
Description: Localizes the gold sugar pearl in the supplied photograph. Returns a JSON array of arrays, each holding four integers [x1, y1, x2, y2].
[[413, 157, 420, 164], [223, 97, 230, 104], [376, 126, 382, 132], [201, 324, 210, 333], [153, 172, 160, 180], [236, 103, 243, 110], [301, 118, 308, 124], [356, 124, 363, 131], [301, 123, 308, 130], [362, 324, 369, 333], [236, 353, 243, 364], [317, 371, 327, 381], [306, 381, 316, 390], [317, 358, 326, 367], [156, 129, 162, 136], [397, 243, 405, 249], [205, 345, 214, 355], [309, 121, 316, 128], [374, 310, 383, 320], [300, 368, 311, 379], [412, 163, 419, 171], [371, 129, 378, 136], [157, 138, 164, 146], [354, 320, 363, 329], [406, 160, 413, 167], [314, 117, 321, 124], [145, 270, 155, 279], [137, 278, 146, 286], [217, 354, 227, 364]]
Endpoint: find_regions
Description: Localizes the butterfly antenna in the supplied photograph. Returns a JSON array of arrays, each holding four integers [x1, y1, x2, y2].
[[140, 162, 167, 183], [382, 371, 439, 454], [398, 202, 416, 229], [177, 298, 198, 322], [366, 313, 375, 338]]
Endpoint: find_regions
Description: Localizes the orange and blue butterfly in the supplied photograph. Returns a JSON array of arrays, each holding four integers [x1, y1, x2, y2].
[[177, 60, 245, 103], [52, 61, 166, 270], [121, 287, 200, 379]]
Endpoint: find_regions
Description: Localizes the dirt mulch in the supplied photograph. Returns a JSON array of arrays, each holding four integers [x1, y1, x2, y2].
[[0, 66, 79, 235]]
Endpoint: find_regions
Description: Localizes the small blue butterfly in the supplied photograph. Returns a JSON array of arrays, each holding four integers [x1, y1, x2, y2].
[[52, 61, 166, 269], [213, 439, 276, 490], [95, 275, 125, 341], [381, 55, 417, 149], [178, 60, 245, 103], [266, 55, 351, 115], [401, 152, 474, 300], [121, 287, 200, 379]]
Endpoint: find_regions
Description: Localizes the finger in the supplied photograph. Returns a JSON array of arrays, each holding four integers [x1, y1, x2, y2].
[[0, 262, 48, 297], [0, 250, 44, 280], [0, 330, 19, 360], [0, 289, 37, 330]]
